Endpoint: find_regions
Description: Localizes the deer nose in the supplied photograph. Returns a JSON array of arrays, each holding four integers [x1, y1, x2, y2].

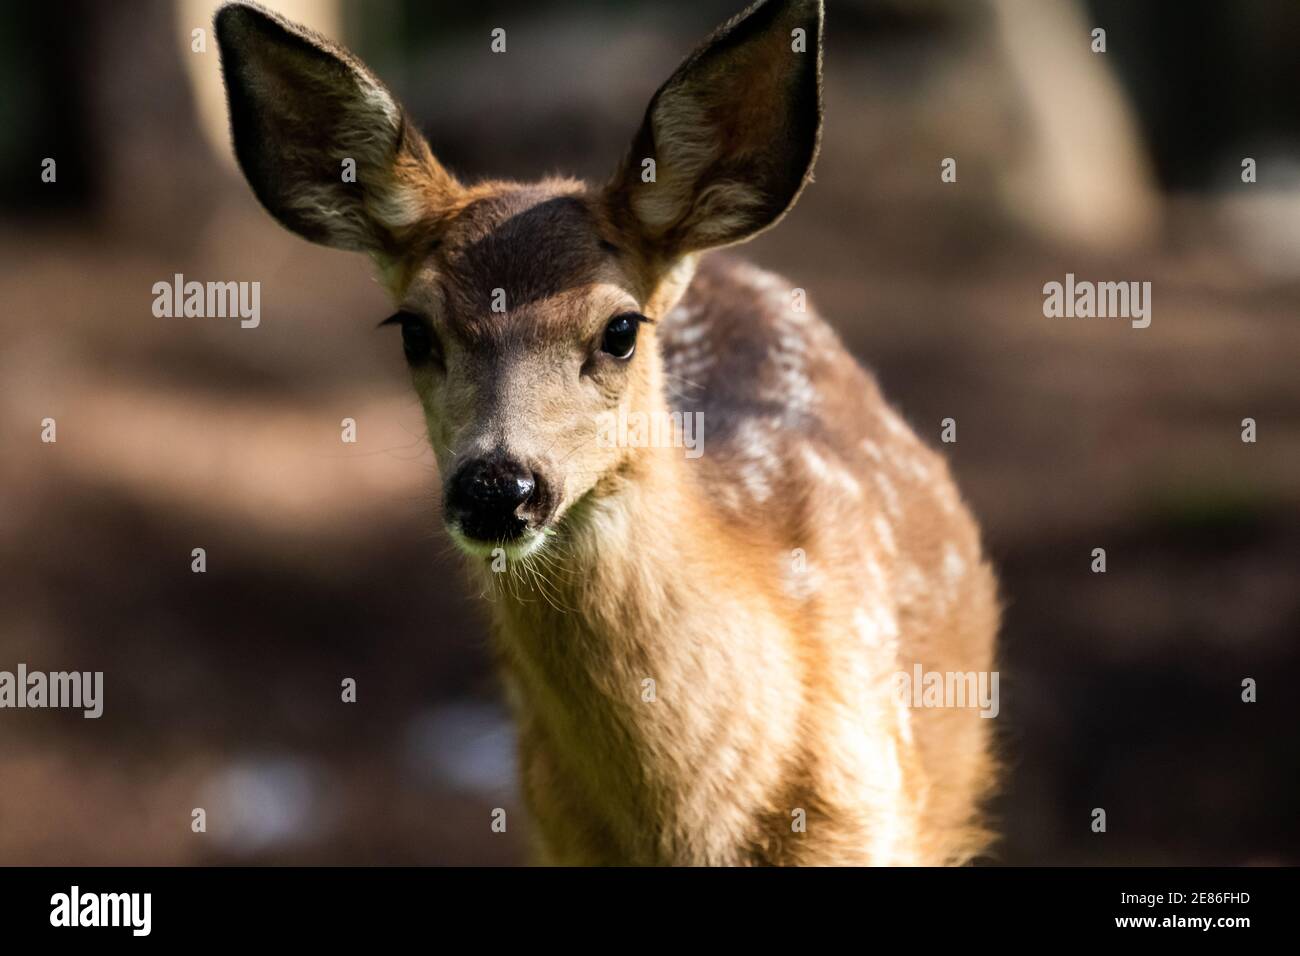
[[445, 456, 538, 542]]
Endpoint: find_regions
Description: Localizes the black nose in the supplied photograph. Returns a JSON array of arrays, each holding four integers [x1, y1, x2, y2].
[[445, 456, 537, 542]]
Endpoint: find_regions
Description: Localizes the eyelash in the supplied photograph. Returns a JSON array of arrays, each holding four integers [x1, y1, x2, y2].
[[380, 310, 442, 366]]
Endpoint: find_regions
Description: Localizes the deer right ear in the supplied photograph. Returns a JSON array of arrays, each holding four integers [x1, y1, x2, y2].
[[605, 0, 823, 258], [215, 2, 459, 258]]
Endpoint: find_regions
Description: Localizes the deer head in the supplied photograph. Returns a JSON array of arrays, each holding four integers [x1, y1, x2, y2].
[[216, 0, 823, 560]]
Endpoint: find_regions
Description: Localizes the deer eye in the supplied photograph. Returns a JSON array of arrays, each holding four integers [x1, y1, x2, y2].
[[381, 311, 437, 365], [601, 312, 641, 360]]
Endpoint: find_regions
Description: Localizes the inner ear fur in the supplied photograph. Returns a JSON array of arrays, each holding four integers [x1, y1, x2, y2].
[[605, 0, 824, 259]]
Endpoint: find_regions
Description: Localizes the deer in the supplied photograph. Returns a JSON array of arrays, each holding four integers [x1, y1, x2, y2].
[[215, 0, 999, 866]]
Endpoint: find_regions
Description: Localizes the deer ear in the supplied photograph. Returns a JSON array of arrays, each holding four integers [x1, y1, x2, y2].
[[606, 0, 823, 258], [215, 2, 459, 257]]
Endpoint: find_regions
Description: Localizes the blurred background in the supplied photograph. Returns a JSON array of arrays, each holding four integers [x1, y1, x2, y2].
[[1, 0, 1297, 865]]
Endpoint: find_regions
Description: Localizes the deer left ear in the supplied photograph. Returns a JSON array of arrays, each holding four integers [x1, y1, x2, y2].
[[605, 0, 823, 258]]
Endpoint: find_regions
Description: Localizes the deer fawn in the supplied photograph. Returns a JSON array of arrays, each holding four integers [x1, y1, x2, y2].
[[217, 0, 998, 865]]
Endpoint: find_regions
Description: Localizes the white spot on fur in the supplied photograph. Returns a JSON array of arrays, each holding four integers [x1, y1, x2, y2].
[[879, 406, 911, 440], [897, 563, 929, 609], [873, 471, 903, 519], [777, 332, 806, 355], [670, 344, 716, 381], [673, 321, 711, 346], [942, 544, 967, 587], [864, 555, 888, 592], [873, 515, 897, 555], [729, 419, 779, 505], [800, 446, 862, 499], [900, 455, 932, 483], [855, 591, 899, 649], [853, 606, 880, 647]]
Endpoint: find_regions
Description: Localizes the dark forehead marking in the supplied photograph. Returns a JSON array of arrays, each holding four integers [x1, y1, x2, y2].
[[438, 187, 613, 335]]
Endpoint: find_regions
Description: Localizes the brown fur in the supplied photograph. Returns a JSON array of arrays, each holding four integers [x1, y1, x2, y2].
[[217, 0, 999, 866]]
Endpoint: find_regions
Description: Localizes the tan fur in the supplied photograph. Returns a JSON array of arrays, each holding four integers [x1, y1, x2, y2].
[[422, 251, 999, 866], [218, 0, 999, 866]]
